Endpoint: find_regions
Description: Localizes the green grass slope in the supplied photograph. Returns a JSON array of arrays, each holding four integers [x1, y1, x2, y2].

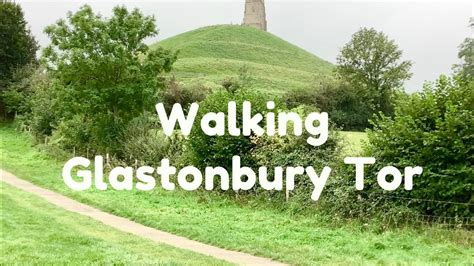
[[151, 25, 333, 95]]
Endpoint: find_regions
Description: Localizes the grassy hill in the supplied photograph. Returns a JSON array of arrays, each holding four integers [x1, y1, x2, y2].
[[151, 25, 333, 95]]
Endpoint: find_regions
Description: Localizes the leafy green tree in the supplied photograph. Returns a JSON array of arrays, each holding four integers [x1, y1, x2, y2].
[[2, 64, 37, 116], [42, 5, 177, 152], [454, 18, 474, 79], [336, 28, 412, 114], [0, 1, 38, 116]]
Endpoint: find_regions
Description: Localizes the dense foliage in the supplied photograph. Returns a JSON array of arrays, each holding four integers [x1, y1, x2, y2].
[[284, 28, 412, 131], [158, 77, 209, 113], [454, 18, 474, 79], [337, 28, 412, 116], [0, 1, 38, 117], [120, 112, 184, 165], [365, 75, 473, 217], [285, 79, 372, 130], [253, 105, 343, 208], [37, 5, 176, 153], [187, 88, 267, 171], [2, 64, 37, 116]]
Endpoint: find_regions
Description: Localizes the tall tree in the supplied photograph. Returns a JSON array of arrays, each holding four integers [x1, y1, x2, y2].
[[336, 28, 412, 114], [0, 1, 38, 116], [42, 5, 177, 152], [454, 18, 474, 79]]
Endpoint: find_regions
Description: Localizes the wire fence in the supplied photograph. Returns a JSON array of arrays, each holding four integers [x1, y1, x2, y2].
[[324, 178, 473, 227], [380, 214, 473, 229], [375, 195, 473, 206]]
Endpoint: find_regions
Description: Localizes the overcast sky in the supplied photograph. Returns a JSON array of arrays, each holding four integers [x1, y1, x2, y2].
[[18, 0, 473, 92]]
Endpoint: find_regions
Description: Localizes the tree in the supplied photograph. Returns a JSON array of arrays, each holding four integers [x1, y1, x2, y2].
[[42, 5, 177, 152], [454, 18, 474, 79], [336, 28, 412, 114], [2, 63, 37, 116], [0, 1, 38, 116]]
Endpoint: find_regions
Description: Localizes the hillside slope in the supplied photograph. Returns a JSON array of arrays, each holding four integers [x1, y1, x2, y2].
[[151, 25, 333, 95]]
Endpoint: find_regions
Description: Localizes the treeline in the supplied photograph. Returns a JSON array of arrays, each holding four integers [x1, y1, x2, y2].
[[1, 3, 472, 222]]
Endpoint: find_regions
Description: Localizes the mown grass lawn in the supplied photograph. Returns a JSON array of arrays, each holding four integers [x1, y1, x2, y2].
[[0, 182, 229, 265], [1, 124, 472, 265]]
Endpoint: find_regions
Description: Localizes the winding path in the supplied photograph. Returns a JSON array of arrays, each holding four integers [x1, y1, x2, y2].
[[0, 169, 286, 266]]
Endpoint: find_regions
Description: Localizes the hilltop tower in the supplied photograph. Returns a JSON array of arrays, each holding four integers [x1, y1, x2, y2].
[[242, 0, 267, 31]]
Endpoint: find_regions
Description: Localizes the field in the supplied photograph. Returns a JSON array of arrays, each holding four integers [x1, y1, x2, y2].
[[152, 25, 334, 95], [0, 182, 228, 265], [1, 124, 472, 265]]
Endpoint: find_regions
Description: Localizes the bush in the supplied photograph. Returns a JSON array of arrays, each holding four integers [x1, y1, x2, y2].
[[365, 75, 473, 217], [2, 64, 37, 116], [220, 65, 254, 93], [159, 77, 209, 113], [252, 105, 343, 209], [49, 114, 92, 153], [120, 112, 184, 165], [285, 79, 372, 131], [9, 68, 62, 138], [187, 88, 268, 171]]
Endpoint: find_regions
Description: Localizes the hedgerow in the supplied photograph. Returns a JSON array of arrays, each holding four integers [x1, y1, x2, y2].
[[364, 75, 473, 217]]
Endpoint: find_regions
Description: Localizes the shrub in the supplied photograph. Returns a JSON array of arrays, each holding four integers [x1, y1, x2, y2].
[[221, 65, 254, 93], [159, 77, 209, 113], [120, 112, 184, 165], [2, 64, 38, 116], [10, 68, 62, 137], [285, 79, 372, 131], [365, 75, 473, 217], [252, 105, 344, 209], [49, 114, 92, 153], [187, 88, 268, 171]]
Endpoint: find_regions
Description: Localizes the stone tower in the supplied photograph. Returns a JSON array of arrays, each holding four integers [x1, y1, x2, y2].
[[242, 0, 267, 31]]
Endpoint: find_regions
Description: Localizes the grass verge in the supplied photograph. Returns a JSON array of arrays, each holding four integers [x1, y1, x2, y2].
[[0, 182, 229, 265]]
